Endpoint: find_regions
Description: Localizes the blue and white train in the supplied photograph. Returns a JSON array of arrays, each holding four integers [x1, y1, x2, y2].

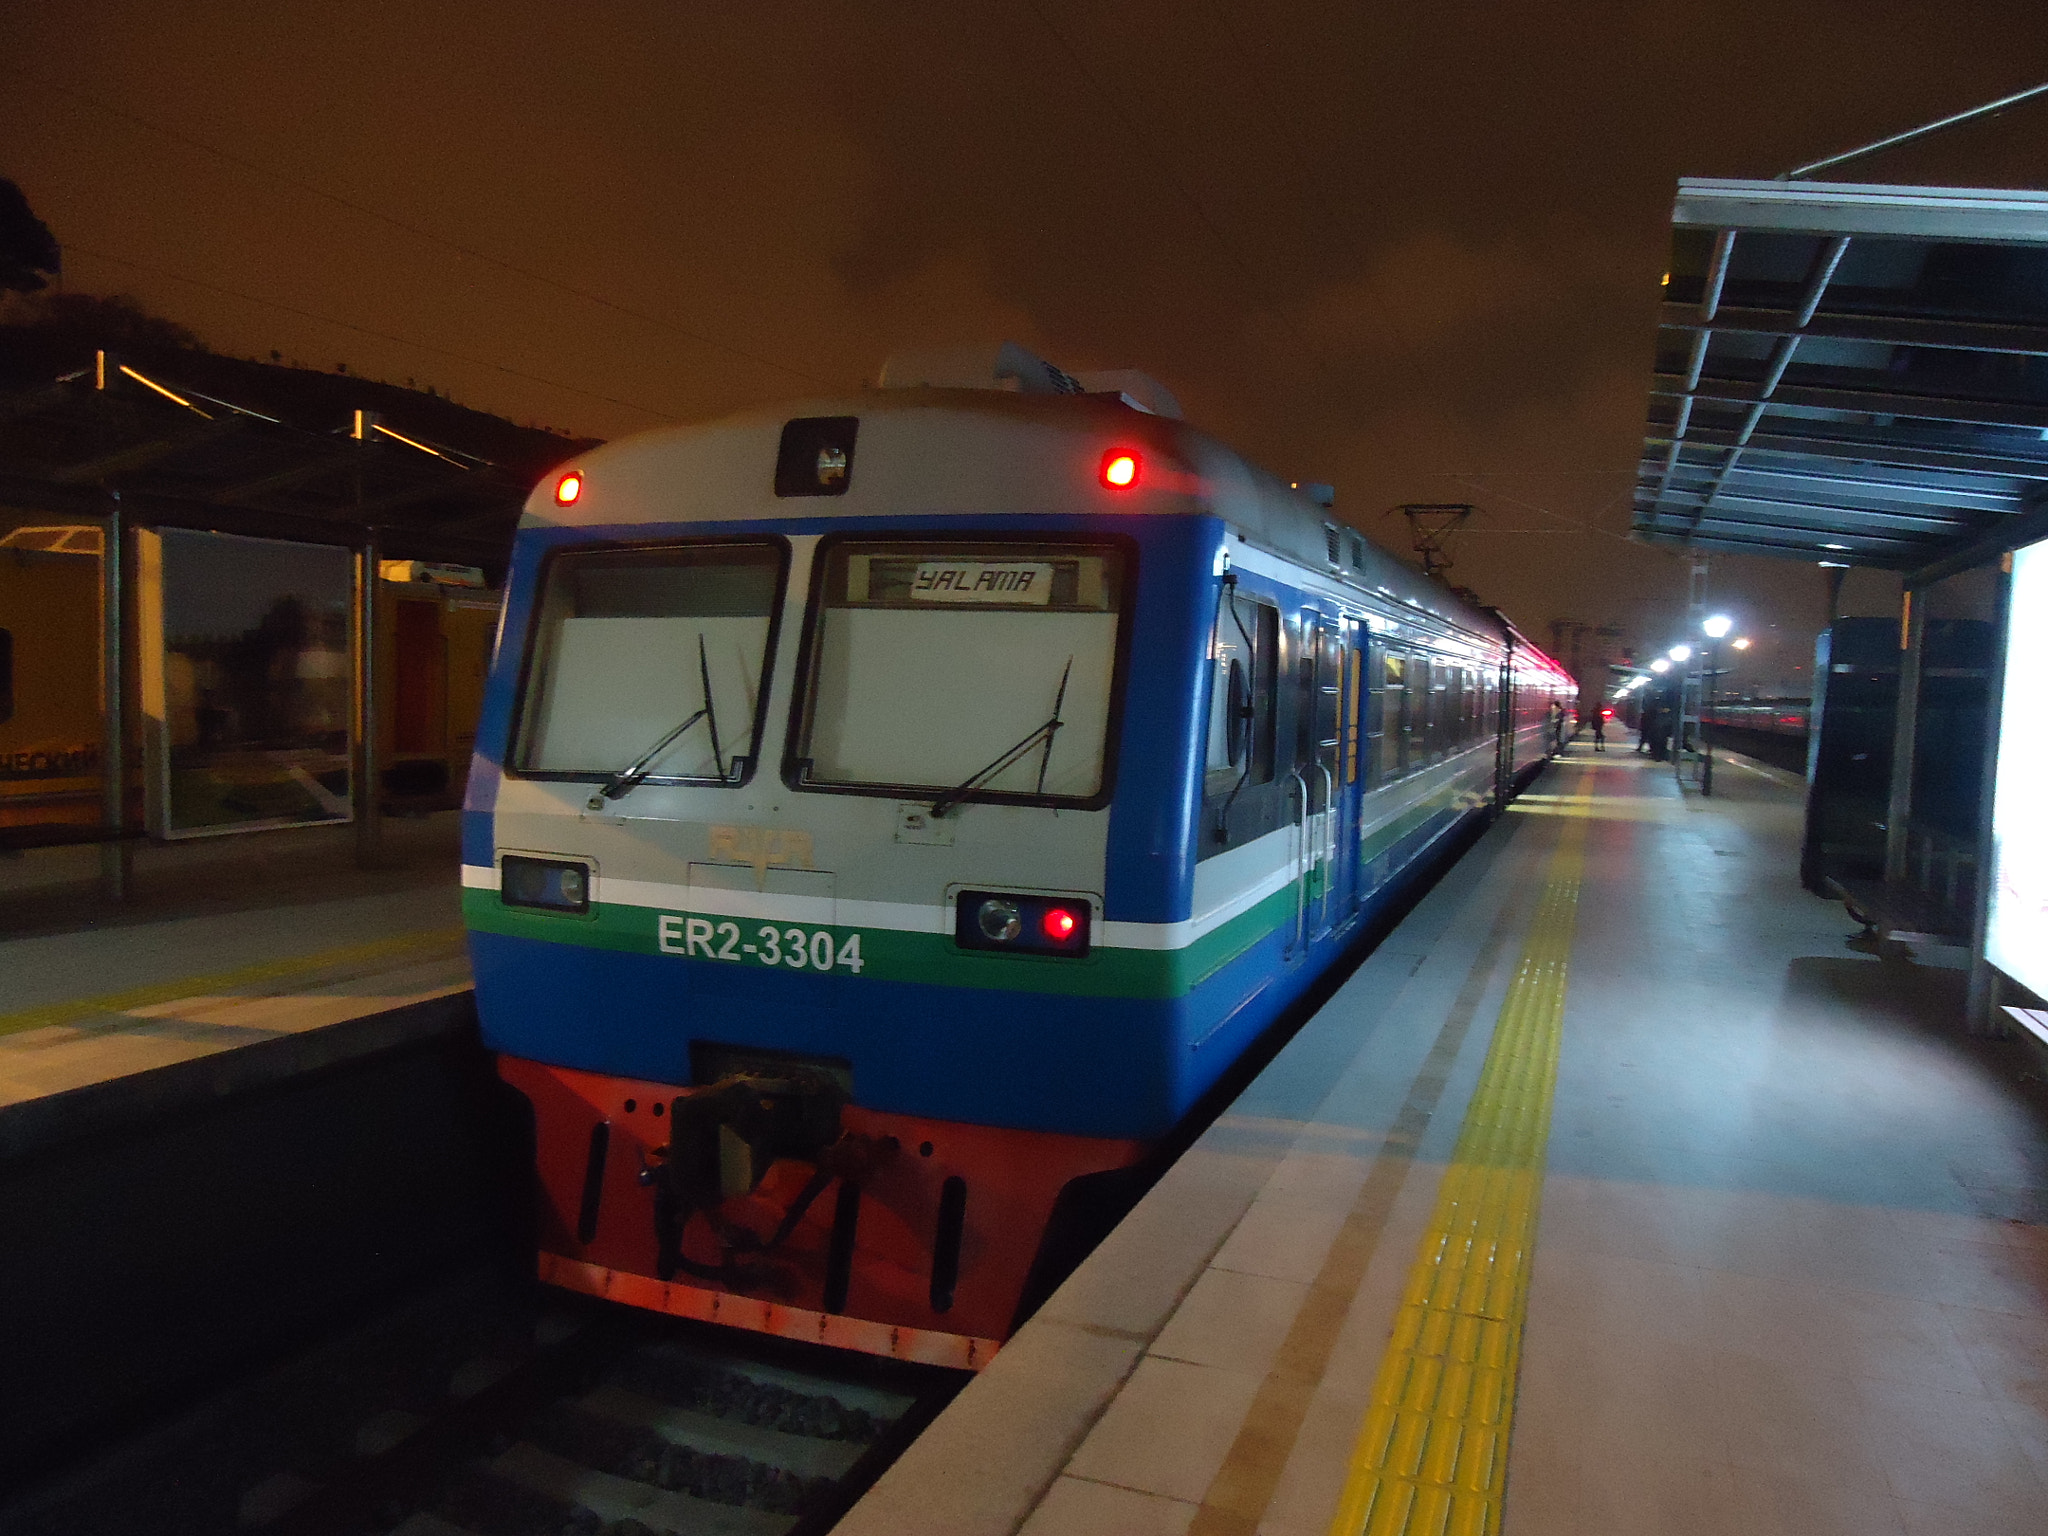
[[462, 344, 1575, 1368]]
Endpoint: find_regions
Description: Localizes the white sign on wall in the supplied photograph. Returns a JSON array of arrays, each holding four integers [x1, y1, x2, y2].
[[1987, 538, 2048, 1001]]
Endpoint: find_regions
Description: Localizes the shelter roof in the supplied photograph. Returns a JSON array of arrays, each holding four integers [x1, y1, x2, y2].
[[1635, 177, 2048, 581], [0, 334, 592, 572]]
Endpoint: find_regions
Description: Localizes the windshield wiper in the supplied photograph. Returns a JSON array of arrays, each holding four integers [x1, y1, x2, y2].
[[587, 634, 726, 809], [930, 657, 1072, 819]]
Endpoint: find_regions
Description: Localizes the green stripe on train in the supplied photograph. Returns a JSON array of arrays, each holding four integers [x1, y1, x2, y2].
[[462, 882, 1299, 1000], [463, 782, 1480, 999]]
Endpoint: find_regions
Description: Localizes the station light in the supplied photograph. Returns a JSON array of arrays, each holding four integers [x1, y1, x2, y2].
[[1703, 614, 1733, 639], [1101, 450, 1141, 489], [1651, 658, 1671, 673], [1668, 643, 1693, 662], [554, 470, 584, 506], [1732, 636, 1752, 650]]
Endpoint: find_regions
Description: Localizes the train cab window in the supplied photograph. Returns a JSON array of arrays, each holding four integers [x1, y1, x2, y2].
[[792, 540, 1127, 806], [513, 541, 784, 784], [1205, 589, 1277, 797]]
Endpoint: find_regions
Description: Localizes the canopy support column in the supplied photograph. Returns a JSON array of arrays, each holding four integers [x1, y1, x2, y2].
[[1882, 587, 1924, 885]]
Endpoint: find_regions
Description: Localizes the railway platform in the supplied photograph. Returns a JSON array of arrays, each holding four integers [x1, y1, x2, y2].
[[837, 744, 2048, 1536], [0, 812, 471, 1157]]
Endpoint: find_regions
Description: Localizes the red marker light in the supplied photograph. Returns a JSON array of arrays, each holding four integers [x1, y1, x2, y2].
[[1602, 708, 1614, 718], [1101, 450, 1140, 489], [554, 470, 583, 505], [1042, 906, 1078, 942]]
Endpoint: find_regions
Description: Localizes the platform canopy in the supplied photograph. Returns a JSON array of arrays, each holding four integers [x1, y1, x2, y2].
[[1635, 178, 2048, 578], [0, 344, 589, 571]]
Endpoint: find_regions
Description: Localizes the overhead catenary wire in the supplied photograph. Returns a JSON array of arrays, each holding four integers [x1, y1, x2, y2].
[[21, 71, 828, 388]]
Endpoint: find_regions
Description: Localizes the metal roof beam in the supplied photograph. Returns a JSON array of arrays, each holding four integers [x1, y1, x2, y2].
[[1633, 525, 1916, 566], [1643, 459, 2020, 515], [1672, 178, 2048, 245], [1636, 498, 1954, 545], [1640, 490, 1977, 535], [1680, 236, 1852, 527], [1660, 303, 2048, 358], [1647, 420, 2048, 481], [1653, 372, 2048, 433]]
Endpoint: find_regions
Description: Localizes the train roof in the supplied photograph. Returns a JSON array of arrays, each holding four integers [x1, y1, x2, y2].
[[526, 350, 1569, 672]]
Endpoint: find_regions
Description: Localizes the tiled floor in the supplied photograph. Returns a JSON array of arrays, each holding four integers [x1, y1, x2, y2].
[[838, 748, 2048, 1535]]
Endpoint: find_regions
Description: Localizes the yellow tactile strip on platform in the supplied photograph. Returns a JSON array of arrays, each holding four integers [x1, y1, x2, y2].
[[1326, 787, 1590, 1536], [0, 926, 467, 1039]]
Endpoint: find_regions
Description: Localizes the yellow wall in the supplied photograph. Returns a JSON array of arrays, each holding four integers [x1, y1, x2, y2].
[[0, 549, 104, 828]]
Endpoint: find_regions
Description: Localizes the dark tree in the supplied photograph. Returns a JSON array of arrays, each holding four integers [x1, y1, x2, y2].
[[0, 178, 60, 293]]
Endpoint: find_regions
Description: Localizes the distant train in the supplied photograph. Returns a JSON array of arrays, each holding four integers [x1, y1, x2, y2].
[[462, 346, 1576, 1368], [0, 524, 498, 837], [1701, 698, 1811, 739]]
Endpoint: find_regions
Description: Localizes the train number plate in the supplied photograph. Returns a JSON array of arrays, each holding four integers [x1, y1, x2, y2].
[[657, 916, 865, 973]]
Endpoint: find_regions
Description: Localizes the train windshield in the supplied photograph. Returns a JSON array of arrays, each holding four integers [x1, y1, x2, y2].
[[794, 540, 1125, 805], [514, 542, 783, 783]]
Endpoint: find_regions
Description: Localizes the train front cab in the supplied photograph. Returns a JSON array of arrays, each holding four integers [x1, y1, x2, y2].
[[466, 464, 1569, 1370], [469, 512, 1212, 1367]]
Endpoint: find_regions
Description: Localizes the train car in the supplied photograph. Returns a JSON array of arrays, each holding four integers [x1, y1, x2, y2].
[[462, 346, 1575, 1369]]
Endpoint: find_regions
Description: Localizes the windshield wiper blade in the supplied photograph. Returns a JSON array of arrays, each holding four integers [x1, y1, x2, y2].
[[587, 634, 725, 809], [930, 657, 1072, 819], [697, 630, 725, 781]]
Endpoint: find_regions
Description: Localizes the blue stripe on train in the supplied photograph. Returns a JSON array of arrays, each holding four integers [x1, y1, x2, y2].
[[471, 791, 1480, 1141]]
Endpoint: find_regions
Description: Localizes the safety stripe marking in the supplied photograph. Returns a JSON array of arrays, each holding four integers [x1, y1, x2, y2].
[[1325, 783, 1590, 1536], [0, 926, 467, 1040], [1184, 865, 1537, 1536]]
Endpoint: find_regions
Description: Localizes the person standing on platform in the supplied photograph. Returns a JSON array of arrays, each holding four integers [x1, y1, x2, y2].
[[1591, 709, 1607, 752], [1647, 702, 1672, 762]]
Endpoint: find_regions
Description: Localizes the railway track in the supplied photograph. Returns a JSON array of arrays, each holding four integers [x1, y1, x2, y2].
[[1, 1268, 964, 1536]]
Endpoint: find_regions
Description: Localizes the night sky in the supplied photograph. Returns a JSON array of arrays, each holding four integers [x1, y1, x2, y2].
[[7, 3, 2048, 686]]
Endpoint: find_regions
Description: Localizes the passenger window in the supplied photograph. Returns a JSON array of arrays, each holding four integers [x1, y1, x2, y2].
[[1205, 590, 1277, 796], [1379, 652, 1407, 780]]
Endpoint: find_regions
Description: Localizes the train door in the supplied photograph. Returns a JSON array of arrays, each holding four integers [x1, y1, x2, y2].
[[1336, 617, 1366, 918], [1295, 608, 1344, 944]]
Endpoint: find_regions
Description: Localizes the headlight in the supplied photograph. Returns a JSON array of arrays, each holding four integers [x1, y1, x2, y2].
[[955, 890, 1091, 957], [978, 898, 1022, 942], [501, 855, 592, 914]]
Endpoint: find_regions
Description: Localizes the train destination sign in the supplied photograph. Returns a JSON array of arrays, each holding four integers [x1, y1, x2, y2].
[[910, 560, 1053, 604]]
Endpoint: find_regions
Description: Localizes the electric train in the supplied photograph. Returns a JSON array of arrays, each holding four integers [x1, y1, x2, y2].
[[462, 345, 1575, 1369]]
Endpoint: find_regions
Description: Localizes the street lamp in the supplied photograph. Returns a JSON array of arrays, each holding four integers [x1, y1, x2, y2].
[[1700, 615, 1734, 795], [1668, 643, 1693, 663], [1650, 657, 1671, 673]]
